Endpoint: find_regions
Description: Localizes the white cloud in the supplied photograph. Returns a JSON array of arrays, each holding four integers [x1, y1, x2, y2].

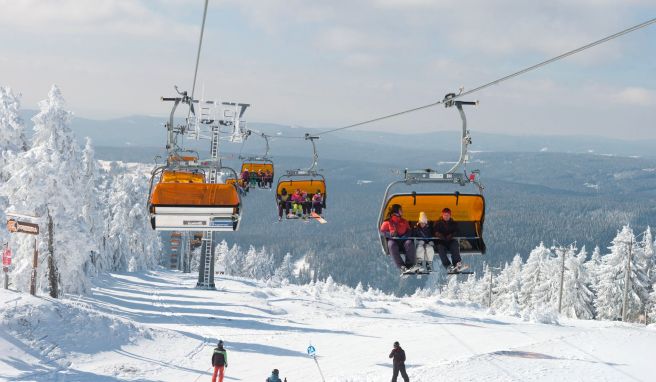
[[318, 26, 368, 51], [615, 87, 656, 106], [0, 0, 196, 40], [342, 53, 381, 68]]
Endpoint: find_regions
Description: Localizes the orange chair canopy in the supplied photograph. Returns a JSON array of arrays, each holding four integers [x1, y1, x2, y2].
[[151, 183, 240, 207], [241, 162, 274, 174], [161, 170, 205, 184], [277, 179, 326, 197]]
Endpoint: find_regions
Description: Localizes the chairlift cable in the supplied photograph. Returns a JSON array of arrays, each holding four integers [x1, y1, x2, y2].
[[312, 16, 656, 137], [187, 0, 210, 121]]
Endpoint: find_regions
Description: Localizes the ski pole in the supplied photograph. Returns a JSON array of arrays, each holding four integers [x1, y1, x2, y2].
[[192, 366, 213, 382], [313, 355, 326, 382]]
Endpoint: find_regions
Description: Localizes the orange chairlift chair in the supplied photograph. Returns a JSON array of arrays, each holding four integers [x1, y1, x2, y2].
[[378, 95, 486, 274], [239, 130, 274, 190], [275, 134, 326, 220], [148, 164, 242, 232]]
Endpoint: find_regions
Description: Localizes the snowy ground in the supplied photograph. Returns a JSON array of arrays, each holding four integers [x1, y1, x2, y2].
[[1, 270, 655, 382]]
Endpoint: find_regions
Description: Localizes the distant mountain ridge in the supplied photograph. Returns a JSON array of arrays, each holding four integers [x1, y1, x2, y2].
[[18, 110, 656, 159]]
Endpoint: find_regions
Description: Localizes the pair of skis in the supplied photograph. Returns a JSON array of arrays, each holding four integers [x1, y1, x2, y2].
[[281, 212, 327, 224], [402, 264, 472, 276]]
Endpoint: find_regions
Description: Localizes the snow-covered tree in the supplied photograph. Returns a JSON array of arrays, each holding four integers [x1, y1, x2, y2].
[[459, 273, 477, 302], [444, 276, 460, 300], [471, 264, 494, 307], [2, 85, 93, 294], [274, 253, 295, 283], [492, 255, 522, 316], [223, 243, 243, 276], [80, 137, 104, 274], [0, 86, 27, 161], [595, 226, 649, 321], [214, 240, 229, 274], [519, 242, 554, 314], [0, 86, 27, 254], [585, 246, 603, 299], [560, 246, 594, 319], [105, 169, 160, 273]]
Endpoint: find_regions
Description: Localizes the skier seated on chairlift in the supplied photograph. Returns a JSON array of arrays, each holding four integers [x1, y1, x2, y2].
[[257, 169, 265, 188], [413, 211, 435, 272], [277, 188, 291, 221], [240, 169, 250, 192], [300, 191, 311, 219], [290, 189, 304, 218], [434, 207, 464, 272], [380, 204, 419, 274], [265, 169, 273, 188], [312, 190, 324, 215]]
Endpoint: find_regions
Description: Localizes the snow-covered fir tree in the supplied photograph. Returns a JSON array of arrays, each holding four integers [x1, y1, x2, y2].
[[519, 242, 554, 314], [2, 85, 94, 294], [595, 226, 649, 321], [273, 253, 295, 283], [492, 255, 522, 316], [560, 246, 594, 319], [105, 168, 160, 272], [80, 137, 104, 275], [444, 276, 459, 300], [0, 86, 28, 248], [585, 245, 603, 302], [471, 264, 494, 307], [223, 243, 243, 276]]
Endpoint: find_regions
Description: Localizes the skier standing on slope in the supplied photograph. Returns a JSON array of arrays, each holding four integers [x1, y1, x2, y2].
[[211, 340, 228, 382], [389, 341, 409, 382], [266, 368, 287, 382]]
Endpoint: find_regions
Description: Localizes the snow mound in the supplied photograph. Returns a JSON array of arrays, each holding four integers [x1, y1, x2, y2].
[[1, 293, 153, 358], [250, 290, 269, 299], [524, 305, 560, 325]]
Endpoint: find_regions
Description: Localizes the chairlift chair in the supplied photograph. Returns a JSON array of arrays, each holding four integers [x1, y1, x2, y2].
[[148, 161, 242, 232], [239, 130, 275, 189], [275, 134, 327, 220], [378, 96, 486, 273]]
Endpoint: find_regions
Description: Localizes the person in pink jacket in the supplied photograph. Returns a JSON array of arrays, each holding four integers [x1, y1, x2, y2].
[[290, 189, 304, 218]]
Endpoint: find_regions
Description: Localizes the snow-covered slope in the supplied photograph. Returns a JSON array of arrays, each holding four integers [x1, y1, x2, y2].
[[1, 270, 654, 381]]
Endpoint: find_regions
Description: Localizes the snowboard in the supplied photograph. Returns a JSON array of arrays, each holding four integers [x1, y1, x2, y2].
[[310, 212, 327, 224]]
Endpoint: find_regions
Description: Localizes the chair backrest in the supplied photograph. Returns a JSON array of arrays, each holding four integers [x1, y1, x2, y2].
[[161, 170, 205, 183], [241, 162, 274, 174], [276, 179, 326, 200], [151, 183, 240, 207]]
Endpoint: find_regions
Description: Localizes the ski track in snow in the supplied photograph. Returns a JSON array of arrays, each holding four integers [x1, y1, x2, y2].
[[1, 269, 654, 382]]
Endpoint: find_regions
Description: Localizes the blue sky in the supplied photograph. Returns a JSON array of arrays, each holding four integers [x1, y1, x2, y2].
[[0, 0, 654, 139]]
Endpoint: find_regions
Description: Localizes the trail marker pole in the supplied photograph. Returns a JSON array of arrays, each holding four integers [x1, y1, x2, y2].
[[2, 246, 11, 289], [622, 238, 633, 322], [307, 345, 326, 382], [558, 246, 566, 314], [30, 237, 38, 296]]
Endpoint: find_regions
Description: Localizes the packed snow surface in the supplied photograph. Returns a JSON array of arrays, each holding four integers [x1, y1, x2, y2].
[[1, 270, 654, 381]]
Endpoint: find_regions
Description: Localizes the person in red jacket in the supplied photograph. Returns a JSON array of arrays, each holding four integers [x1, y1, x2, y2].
[[380, 204, 418, 274]]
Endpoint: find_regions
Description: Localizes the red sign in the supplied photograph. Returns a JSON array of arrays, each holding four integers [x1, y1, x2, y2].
[[2, 248, 11, 266]]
